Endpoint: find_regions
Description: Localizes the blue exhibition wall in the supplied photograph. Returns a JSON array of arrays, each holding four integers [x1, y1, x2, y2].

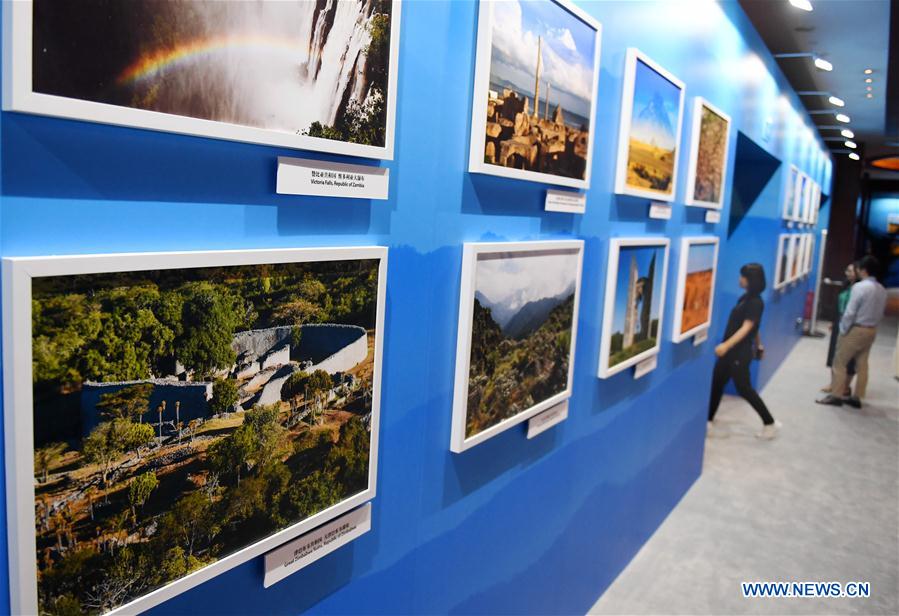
[[0, 1, 831, 614]]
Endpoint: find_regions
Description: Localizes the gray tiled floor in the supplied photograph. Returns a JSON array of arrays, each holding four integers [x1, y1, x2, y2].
[[591, 319, 899, 615]]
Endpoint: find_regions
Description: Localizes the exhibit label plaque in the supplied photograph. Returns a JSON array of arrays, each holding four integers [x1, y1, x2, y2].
[[277, 157, 389, 200], [633, 355, 658, 379], [705, 210, 721, 224], [545, 190, 587, 214], [264, 503, 372, 588], [649, 202, 672, 220], [693, 329, 709, 345], [526, 400, 569, 439]]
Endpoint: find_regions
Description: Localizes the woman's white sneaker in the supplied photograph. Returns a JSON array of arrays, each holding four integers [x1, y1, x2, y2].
[[706, 421, 728, 439], [756, 420, 782, 440]]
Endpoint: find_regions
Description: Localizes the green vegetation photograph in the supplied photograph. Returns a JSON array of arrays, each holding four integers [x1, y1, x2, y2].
[[464, 250, 579, 439], [29, 258, 381, 615]]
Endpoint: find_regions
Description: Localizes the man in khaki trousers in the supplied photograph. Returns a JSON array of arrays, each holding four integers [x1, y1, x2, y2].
[[818, 256, 887, 408]]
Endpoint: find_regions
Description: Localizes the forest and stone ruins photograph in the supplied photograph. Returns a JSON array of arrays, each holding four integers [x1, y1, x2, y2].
[[29, 258, 381, 615]]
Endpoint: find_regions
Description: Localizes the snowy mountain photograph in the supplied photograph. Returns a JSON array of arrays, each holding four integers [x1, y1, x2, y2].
[[464, 247, 581, 440]]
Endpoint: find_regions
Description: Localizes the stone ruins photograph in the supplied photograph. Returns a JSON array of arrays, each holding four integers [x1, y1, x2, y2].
[[607, 244, 667, 371], [25, 255, 382, 614], [478, 0, 598, 182]]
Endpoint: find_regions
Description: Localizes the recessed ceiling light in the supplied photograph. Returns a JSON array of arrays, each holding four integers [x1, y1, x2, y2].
[[865, 77, 873, 83], [814, 57, 833, 71], [789, 0, 814, 10], [849, 152, 860, 160], [866, 86, 873, 91], [864, 69, 873, 74], [828, 96, 845, 107], [836, 113, 851, 123], [867, 93, 874, 98], [845, 140, 857, 149], [841, 129, 855, 138]]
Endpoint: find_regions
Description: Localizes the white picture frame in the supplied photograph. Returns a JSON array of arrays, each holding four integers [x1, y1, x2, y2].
[[801, 177, 815, 224], [467, 0, 602, 189], [450, 240, 584, 453], [2, 1, 402, 160], [791, 172, 806, 222], [803, 232, 816, 276], [774, 233, 790, 290], [3, 246, 388, 615], [598, 237, 670, 378], [683, 97, 731, 209], [614, 48, 686, 202], [671, 237, 720, 343], [787, 234, 802, 282], [783, 165, 799, 222]]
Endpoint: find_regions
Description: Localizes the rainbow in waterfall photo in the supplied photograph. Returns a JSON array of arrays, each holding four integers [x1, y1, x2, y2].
[[30, 0, 394, 148]]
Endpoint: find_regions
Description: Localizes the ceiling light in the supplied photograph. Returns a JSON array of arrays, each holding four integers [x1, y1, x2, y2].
[[845, 140, 857, 149], [789, 0, 814, 10], [849, 152, 860, 160], [841, 129, 854, 138], [828, 96, 845, 107], [866, 86, 873, 91], [865, 78, 873, 83], [867, 93, 874, 98], [864, 69, 873, 74], [814, 57, 833, 71], [836, 113, 851, 123]]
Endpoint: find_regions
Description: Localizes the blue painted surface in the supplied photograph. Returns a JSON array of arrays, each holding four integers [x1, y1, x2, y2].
[[0, 2, 831, 614]]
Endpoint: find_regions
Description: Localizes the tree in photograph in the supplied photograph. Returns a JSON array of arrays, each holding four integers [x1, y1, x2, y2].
[[83, 419, 153, 487], [82, 423, 125, 489], [128, 471, 158, 524], [121, 421, 155, 461], [281, 371, 310, 418], [31, 293, 101, 388], [157, 491, 214, 558], [175, 282, 245, 377], [209, 424, 255, 487], [326, 417, 370, 493], [287, 470, 341, 519], [305, 370, 333, 423], [243, 404, 288, 471], [34, 442, 67, 483], [156, 400, 166, 440], [209, 378, 238, 415], [96, 383, 153, 423]]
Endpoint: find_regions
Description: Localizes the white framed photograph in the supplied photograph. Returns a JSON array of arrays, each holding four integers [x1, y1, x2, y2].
[[787, 234, 802, 282], [3, 246, 387, 615], [805, 233, 816, 274], [3, 1, 402, 160], [467, 0, 602, 189], [791, 172, 806, 222], [683, 98, 731, 209], [783, 165, 799, 222], [801, 177, 815, 224], [598, 237, 670, 378], [671, 237, 719, 343], [614, 48, 686, 202], [451, 240, 584, 453], [774, 233, 790, 290]]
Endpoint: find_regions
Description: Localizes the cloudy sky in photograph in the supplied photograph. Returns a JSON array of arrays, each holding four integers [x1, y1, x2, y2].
[[476, 249, 578, 313], [489, 0, 596, 120]]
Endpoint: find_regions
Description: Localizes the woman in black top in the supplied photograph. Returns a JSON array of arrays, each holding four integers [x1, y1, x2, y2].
[[707, 263, 780, 440]]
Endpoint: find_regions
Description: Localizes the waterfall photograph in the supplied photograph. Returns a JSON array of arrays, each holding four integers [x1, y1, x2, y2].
[[6, 248, 386, 615], [26, 0, 396, 154]]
